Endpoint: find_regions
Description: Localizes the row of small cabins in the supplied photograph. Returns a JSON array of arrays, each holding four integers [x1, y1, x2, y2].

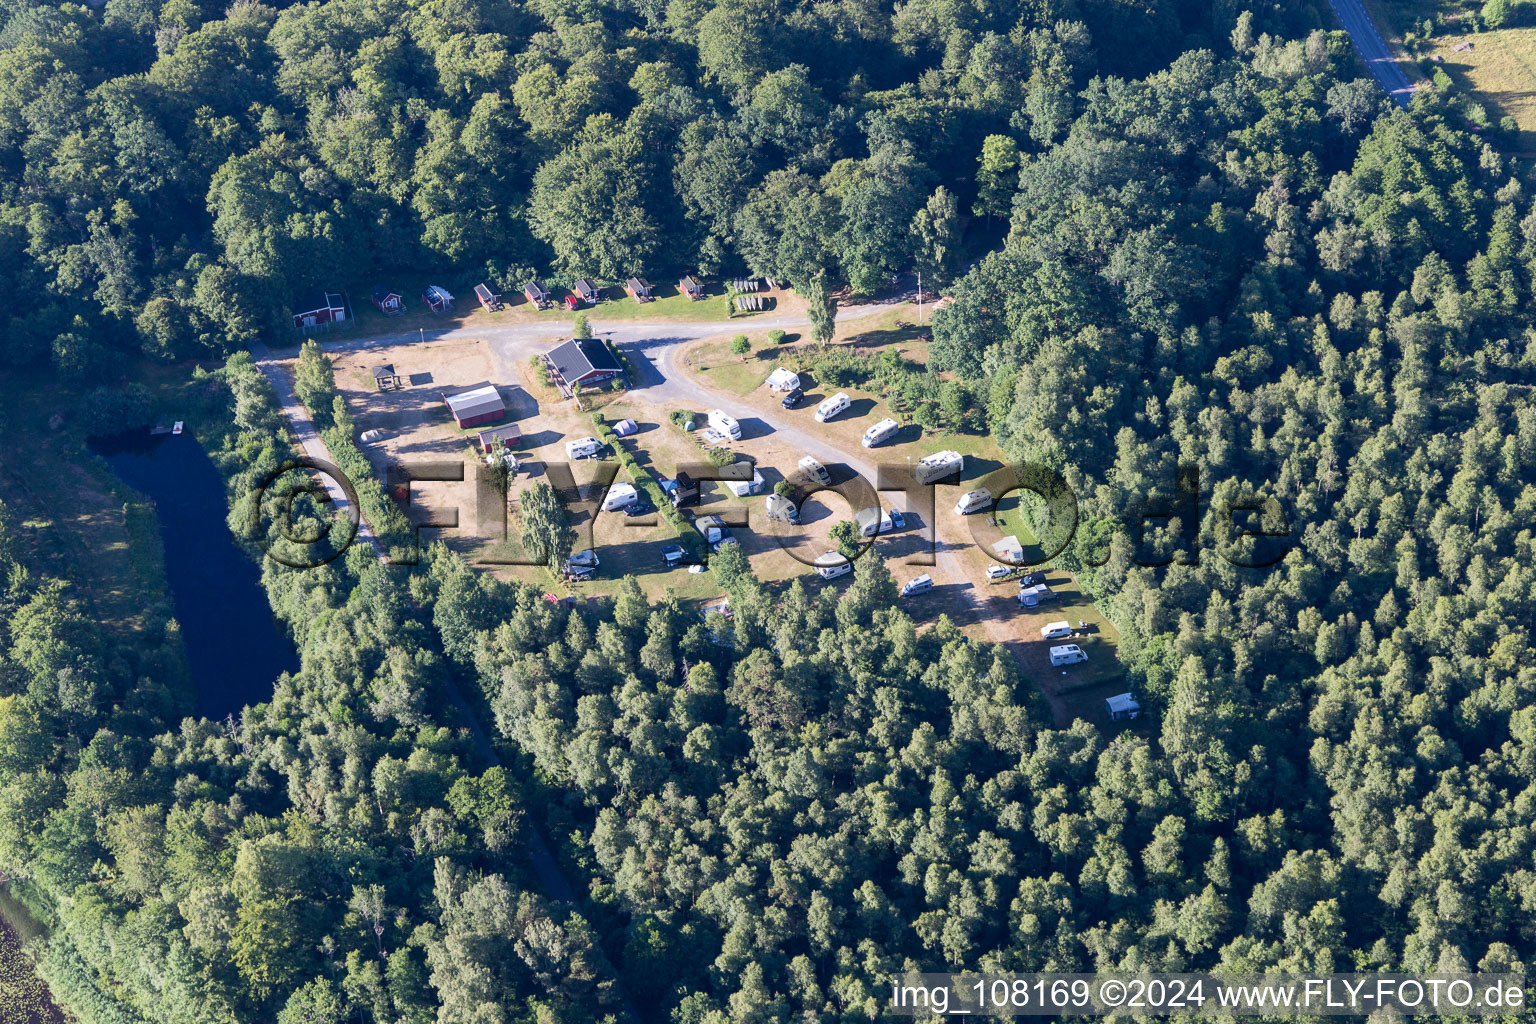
[[295, 275, 726, 329], [494, 276, 686, 311]]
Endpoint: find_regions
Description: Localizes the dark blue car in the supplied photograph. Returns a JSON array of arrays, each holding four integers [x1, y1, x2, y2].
[[782, 387, 804, 409]]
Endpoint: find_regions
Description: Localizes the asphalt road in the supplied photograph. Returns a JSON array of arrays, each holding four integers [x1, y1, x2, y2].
[[1329, 0, 1415, 106]]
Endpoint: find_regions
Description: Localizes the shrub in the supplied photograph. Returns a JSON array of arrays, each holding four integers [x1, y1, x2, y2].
[[767, 329, 786, 347], [773, 480, 796, 500], [574, 312, 591, 338], [669, 409, 694, 428], [82, 383, 154, 432], [707, 447, 735, 467], [604, 340, 634, 385]]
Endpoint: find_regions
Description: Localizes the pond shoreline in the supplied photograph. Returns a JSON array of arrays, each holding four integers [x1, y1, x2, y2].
[[88, 430, 300, 719], [0, 889, 64, 1024]]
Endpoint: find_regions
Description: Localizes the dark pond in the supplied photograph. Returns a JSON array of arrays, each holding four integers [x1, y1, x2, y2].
[[90, 431, 299, 719]]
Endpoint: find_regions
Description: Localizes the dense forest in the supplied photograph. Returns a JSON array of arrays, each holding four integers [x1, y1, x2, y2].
[[5, 0, 1536, 1021], [0, 0, 1327, 361]]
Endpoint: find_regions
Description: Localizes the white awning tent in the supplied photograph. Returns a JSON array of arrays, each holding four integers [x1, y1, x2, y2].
[[991, 536, 1025, 565], [765, 367, 801, 391], [1105, 693, 1142, 720], [726, 471, 765, 497]]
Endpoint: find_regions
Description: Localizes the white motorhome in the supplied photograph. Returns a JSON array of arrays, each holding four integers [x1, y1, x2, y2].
[[765, 493, 799, 523], [600, 482, 638, 511], [1049, 644, 1087, 667], [856, 506, 893, 538], [797, 456, 831, 486], [954, 487, 992, 515], [861, 417, 899, 448], [813, 551, 852, 580], [565, 436, 602, 459], [706, 408, 741, 439], [1040, 621, 1073, 640], [901, 574, 933, 597], [915, 450, 963, 485], [814, 392, 850, 423]]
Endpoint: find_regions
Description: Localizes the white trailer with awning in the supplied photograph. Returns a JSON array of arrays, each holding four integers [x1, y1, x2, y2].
[[765, 367, 801, 391]]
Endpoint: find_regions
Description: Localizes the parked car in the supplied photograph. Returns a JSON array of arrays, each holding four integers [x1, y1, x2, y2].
[[660, 544, 684, 567], [888, 509, 906, 530], [623, 499, 653, 517], [782, 387, 804, 409], [985, 564, 1014, 582], [1019, 570, 1046, 587]]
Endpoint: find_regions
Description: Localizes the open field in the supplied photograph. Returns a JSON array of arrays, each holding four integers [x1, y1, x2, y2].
[[1364, 0, 1536, 151], [1426, 25, 1536, 150], [0, 363, 183, 632]]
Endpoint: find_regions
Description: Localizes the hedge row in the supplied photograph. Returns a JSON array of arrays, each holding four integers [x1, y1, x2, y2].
[[290, 371, 417, 560], [591, 412, 706, 560], [317, 424, 416, 560]]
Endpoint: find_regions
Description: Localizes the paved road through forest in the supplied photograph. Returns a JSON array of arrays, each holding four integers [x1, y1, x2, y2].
[[1329, 0, 1415, 106]]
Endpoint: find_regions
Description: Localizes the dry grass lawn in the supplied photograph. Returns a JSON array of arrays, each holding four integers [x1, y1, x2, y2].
[[1365, 0, 1536, 152], [1428, 26, 1536, 151]]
